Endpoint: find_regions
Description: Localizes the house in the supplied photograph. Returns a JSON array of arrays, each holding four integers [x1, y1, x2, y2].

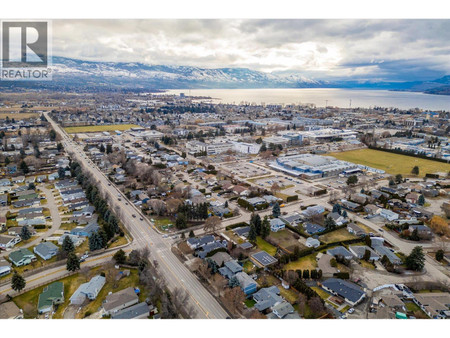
[[73, 205, 95, 218], [372, 243, 402, 265], [327, 246, 353, 260], [38, 282, 64, 314], [321, 278, 366, 306], [70, 275, 106, 305], [364, 204, 380, 215], [103, 287, 139, 315], [70, 222, 100, 237], [302, 205, 325, 217], [379, 209, 399, 221], [408, 225, 432, 237], [186, 235, 215, 250], [305, 237, 320, 248], [8, 248, 36, 266], [209, 252, 232, 267], [340, 200, 362, 212], [218, 260, 243, 279], [316, 253, 338, 277], [405, 193, 420, 204], [349, 245, 380, 261], [302, 222, 325, 235], [327, 212, 347, 226], [197, 240, 227, 259], [0, 260, 11, 277], [267, 301, 300, 319], [0, 235, 21, 250], [251, 251, 278, 268], [34, 242, 59, 260], [0, 302, 23, 319], [380, 294, 405, 311], [211, 205, 230, 217], [347, 223, 366, 237], [270, 218, 286, 232], [413, 292, 450, 319], [58, 234, 84, 247], [233, 226, 250, 237], [280, 213, 302, 226], [253, 286, 283, 312], [235, 271, 258, 295], [111, 302, 150, 319]]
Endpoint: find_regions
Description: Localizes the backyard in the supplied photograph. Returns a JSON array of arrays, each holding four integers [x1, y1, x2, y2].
[[319, 228, 359, 244], [267, 229, 304, 252], [283, 253, 318, 271], [255, 236, 277, 256]]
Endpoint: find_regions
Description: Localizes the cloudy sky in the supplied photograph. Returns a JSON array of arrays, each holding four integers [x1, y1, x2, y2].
[[53, 19, 450, 82]]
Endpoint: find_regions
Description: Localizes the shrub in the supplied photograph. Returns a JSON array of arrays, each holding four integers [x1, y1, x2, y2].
[[286, 195, 298, 202]]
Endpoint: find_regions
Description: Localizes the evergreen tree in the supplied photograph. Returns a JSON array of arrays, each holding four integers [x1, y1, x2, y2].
[[62, 236, 75, 254], [405, 246, 425, 271], [302, 269, 310, 279], [332, 203, 342, 214], [189, 230, 195, 238], [411, 166, 419, 175], [20, 226, 31, 241], [435, 249, 444, 261], [66, 252, 80, 271], [19, 160, 29, 174], [250, 213, 262, 235], [229, 276, 240, 288], [325, 217, 336, 229], [11, 272, 26, 292], [342, 210, 348, 218], [113, 249, 127, 264], [248, 224, 257, 242], [175, 213, 187, 229], [272, 202, 281, 218], [261, 216, 271, 239], [418, 194, 425, 206]]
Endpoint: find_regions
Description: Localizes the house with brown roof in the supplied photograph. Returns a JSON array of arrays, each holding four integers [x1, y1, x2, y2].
[[102, 287, 139, 315]]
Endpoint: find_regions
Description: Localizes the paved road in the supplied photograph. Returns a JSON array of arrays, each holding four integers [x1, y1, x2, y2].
[[44, 112, 227, 319]]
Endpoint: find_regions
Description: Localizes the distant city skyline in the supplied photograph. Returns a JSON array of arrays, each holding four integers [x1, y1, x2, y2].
[[52, 19, 450, 82]]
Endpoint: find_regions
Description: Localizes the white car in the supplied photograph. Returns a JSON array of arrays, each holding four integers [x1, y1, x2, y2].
[[348, 308, 355, 314]]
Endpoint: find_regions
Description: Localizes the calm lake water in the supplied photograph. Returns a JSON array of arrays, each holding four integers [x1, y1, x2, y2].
[[164, 88, 450, 111]]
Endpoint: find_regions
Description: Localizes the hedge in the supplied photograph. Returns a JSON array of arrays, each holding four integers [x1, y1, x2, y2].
[[223, 212, 234, 219], [286, 195, 298, 202], [225, 222, 250, 230], [368, 145, 450, 164]]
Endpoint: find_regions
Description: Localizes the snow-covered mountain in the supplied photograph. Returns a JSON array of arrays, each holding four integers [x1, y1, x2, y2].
[[49, 56, 327, 89]]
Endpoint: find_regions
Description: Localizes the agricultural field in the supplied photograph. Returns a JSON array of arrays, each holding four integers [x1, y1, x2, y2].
[[0, 112, 39, 119], [328, 148, 450, 176], [64, 124, 139, 134]]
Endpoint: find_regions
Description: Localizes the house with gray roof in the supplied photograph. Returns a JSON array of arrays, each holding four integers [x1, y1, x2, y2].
[[111, 302, 150, 319], [270, 218, 286, 232], [209, 252, 232, 266], [0, 235, 21, 250], [349, 245, 380, 261], [321, 278, 366, 306], [218, 260, 243, 279], [233, 226, 250, 237], [302, 222, 325, 235], [34, 242, 59, 260], [186, 234, 215, 250], [305, 237, 320, 248], [235, 271, 258, 295], [253, 286, 283, 312], [268, 301, 300, 319], [103, 287, 139, 315], [0, 260, 11, 277], [326, 246, 353, 260], [280, 213, 302, 226], [251, 251, 278, 268], [70, 275, 106, 305]]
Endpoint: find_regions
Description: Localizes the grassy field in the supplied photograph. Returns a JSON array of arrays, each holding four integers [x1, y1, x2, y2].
[[283, 253, 318, 271], [255, 236, 277, 256], [0, 112, 39, 119], [64, 124, 140, 134], [311, 286, 331, 300], [319, 228, 358, 244], [328, 148, 450, 176]]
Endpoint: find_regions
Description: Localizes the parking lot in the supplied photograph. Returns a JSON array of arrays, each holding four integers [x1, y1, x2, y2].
[[220, 161, 269, 178]]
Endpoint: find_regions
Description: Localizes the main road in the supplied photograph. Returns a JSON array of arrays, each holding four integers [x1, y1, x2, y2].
[[44, 112, 228, 319]]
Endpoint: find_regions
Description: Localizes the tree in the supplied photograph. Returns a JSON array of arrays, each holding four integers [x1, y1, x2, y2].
[[405, 246, 425, 271], [89, 232, 105, 251], [250, 213, 262, 235], [261, 216, 271, 239], [342, 210, 348, 218], [189, 230, 195, 238], [325, 216, 336, 229], [429, 216, 450, 236], [20, 226, 31, 240], [411, 166, 419, 175], [99, 144, 106, 153], [363, 249, 371, 261], [346, 175, 358, 185], [302, 269, 310, 279], [389, 178, 395, 186], [248, 224, 257, 242], [66, 252, 80, 271], [364, 235, 372, 247], [435, 249, 444, 262], [308, 296, 326, 317], [106, 144, 113, 154], [418, 194, 425, 206], [11, 272, 26, 292], [272, 202, 281, 218], [203, 216, 221, 233], [19, 160, 29, 174], [271, 183, 281, 195], [57, 143, 64, 152], [113, 249, 127, 264], [395, 174, 403, 184], [228, 276, 240, 288], [62, 236, 75, 254], [175, 213, 187, 230], [332, 204, 342, 215]]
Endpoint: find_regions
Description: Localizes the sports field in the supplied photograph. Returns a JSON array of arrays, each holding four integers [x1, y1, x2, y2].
[[64, 124, 139, 133], [328, 148, 450, 176]]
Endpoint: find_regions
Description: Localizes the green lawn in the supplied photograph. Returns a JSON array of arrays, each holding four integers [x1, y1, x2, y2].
[[64, 124, 140, 134], [244, 299, 256, 308], [328, 148, 450, 176], [283, 253, 318, 271], [311, 286, 331, 300], [153, 217, 174, 232], [255, 236, 277, 256], [405, 302, 421, 313]]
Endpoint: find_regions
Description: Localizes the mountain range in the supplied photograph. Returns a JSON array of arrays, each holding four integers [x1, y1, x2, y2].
[[1, 56, 449, 95]]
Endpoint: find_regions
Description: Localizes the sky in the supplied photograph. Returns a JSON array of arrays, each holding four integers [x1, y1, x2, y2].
[[53, 19, 450, 82]]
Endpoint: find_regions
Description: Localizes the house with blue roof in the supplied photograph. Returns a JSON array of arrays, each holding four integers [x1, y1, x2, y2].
[[302, 222, 325, 235], [71, 222, 100, 237]]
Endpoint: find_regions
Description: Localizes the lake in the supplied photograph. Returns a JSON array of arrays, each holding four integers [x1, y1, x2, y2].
[[163, 88, 450, 111]]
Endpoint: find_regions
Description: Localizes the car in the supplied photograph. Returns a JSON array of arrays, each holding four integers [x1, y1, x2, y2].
[[348, 308, 355, 314], [140, 217, 143, 221], [162, 234, 169, 238], [125, 202, 128, 205], [132, 214, 136, 218], [118, 198, 122, 201], [108, 183, 111, 186]]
